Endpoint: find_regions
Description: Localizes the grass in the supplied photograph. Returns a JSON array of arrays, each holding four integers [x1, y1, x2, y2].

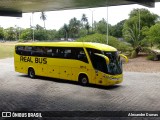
[[0, 43, 15, 59]]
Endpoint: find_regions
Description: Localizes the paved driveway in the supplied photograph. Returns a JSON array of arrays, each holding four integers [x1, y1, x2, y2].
[[0, 58, 160, 119]]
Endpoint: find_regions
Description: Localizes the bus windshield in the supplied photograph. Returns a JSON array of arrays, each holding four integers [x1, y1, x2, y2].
[[86, 48, 122, 75], [103, 51, 122, 75]]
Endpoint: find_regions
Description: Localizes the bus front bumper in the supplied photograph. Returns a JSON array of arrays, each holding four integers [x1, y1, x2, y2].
[[100, 74, 123, 86]]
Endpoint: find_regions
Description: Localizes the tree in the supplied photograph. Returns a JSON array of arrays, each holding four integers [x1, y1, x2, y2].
[[56, 28, 65, 40], [47, 29, 57, 40], [34, 29, 48, 41], [79, 28, 87, 37], [40, 12, 47, 29], [123, 8, 159, 40], [81, 14, 90, 34], [20, 28, 33, 40], [69, 17, 81, 38], [123, 8, 159, 57], [95, 18, 107, 34], [4, 27, 16, 41], [85, 22, 90, 35], [129, 8, 158, 28], [0, 27, 4, 40], [141, 26, 152, 47], [81, 14, 88, 28], [148, 23, 160, 48], [125, 24, 142, 57], [35, 24, 44, 30], [62, 24, 69, 40], [111, 20, 126, 38], [95, 18, 112, 35]]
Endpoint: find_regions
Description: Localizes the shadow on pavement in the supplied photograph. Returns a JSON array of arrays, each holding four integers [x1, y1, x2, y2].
[[18, 74, 121, 90]]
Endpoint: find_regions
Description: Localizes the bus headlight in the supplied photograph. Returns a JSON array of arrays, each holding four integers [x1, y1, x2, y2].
[[106, 76, 122, 81], [110, 77, 120, 80]]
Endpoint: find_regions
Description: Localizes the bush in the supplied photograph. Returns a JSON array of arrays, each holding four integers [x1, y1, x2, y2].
[[18, 39, 24, 42], [76, 33, 132, 52], [131, 50, 137, 58], [147, 54, 155, 60]]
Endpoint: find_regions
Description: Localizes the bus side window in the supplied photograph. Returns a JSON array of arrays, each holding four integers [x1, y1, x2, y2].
[[32, 46, 44, 57], [16, 46, 25, 55], [64, 49, 72, 59], [57, 48, 65, 58], [23, 46, 32, 56], [77, 48, 88, 63], [51, 48, 59, 58], [56, 48, 72, 59], [86, 48, 102, 68], [45, 47, 52, 57]]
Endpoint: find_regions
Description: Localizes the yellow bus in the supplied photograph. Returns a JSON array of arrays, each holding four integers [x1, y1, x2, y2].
[[14, 42, 128, 86]]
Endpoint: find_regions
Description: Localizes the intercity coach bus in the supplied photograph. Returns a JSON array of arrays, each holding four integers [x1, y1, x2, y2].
[[14, 42, 128, 86]]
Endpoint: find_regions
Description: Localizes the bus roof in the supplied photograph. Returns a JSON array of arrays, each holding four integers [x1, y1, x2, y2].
[[16, 42, 117, 52]]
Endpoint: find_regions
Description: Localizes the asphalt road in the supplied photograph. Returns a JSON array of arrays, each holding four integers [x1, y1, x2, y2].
[[0, 58, 160, 120]]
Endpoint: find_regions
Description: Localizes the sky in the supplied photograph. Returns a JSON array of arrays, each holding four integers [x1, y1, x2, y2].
[[0, 2, 160, 30]]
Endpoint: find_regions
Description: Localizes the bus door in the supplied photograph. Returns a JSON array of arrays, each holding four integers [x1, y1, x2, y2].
[[93, 54, 108, 85], [86, 48, 109, 85]]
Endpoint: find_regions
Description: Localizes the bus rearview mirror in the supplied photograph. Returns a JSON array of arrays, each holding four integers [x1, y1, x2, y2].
[[119, 54, 128, 63], [94, 53, 110, 64]]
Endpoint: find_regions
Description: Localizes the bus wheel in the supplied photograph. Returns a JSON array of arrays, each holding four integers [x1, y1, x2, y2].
[[79, 74, 88, 86], [28, 68, 35, 78]]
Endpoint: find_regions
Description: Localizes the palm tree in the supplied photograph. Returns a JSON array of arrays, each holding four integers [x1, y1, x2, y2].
[[81, 14, 88, 28], [35, 24, 44, 30], [69, 17, 81, 38], [40, 12, 47, 29], [85, 22, 90, 35], [62, 24, 69, 41], [125, 24, 143, 57]]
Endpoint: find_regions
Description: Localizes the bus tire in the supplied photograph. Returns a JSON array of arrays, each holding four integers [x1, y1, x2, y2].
[[79, 74, 88, 86], [28, 68, 35, 78]]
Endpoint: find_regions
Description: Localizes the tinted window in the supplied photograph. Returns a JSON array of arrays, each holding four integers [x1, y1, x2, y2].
[[76, 48, 88, 63], [16, 46, 25, 55], [57, 47, 88, 63], [86, 48, 102, 56], [16, 46, 88, 63], [16, 46, 33, 56], [32, 46, 45, 56], [86, 48, 107, 72]]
